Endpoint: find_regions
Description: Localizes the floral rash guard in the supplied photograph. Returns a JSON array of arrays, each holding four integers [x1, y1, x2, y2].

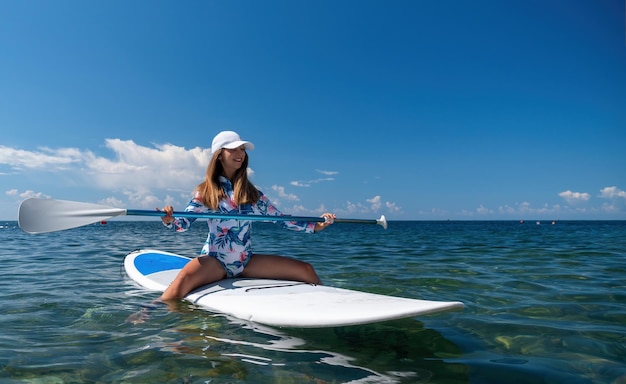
[[164, 176, 316, 277]]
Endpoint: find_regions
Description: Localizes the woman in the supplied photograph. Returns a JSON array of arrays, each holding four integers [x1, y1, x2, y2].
[[159, 130, 335, 301]]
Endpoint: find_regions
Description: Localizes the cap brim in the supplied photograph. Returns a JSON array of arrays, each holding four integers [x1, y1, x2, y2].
[[222, 140, 254, 150]]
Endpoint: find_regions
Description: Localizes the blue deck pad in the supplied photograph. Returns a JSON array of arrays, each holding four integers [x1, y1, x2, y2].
[[133, 252, 190, 275]]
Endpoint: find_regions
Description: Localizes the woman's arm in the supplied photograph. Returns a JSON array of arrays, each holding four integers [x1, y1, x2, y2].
[[160, 195, 206, 232], [253, 192, 335, 233]]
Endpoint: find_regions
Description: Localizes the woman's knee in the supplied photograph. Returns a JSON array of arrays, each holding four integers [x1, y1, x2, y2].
[[164, 257, 225, 299], [299, 261, 320, 283]]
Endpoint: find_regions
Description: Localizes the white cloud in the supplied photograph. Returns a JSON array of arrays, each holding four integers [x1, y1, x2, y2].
[[419, 207, 450, 217], [498, 204, 517, 214], [558, 190, 591, 204], [8, 140, 620, 219], [600, 202, 620, 213], [285, 204, 309, 214], [290, 178, 334, 187], [0, 145, 86, 170], [0, 141, 211, 188], [122, 189, 161, 209], [271, 185, 299, 201], [4, 189, 50, 204], [316, 169, 338, 176], [339, 196, 400, 215], [385, 201, 400, 212], [0, 140, 212, 209], [367, 195, 382, 211], [85, 139, 211, 191], [312, 203, 328, 214], [345, 201, 357, 213], [493, 201, 570, 218], [599, 186, 626, 199], [476, 204, 493, 215], [25, 190, 49, 199], [98, 196, 125, 208], [289, 170, 338, 187], [340, 201, 369, 215], [2, 140, 393, 216]]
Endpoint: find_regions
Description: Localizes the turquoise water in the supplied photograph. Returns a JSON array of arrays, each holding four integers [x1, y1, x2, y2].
[[1, 220, 625, 383]]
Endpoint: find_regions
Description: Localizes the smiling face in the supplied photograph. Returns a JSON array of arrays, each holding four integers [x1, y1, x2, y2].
[[219, 145, 248, 179]]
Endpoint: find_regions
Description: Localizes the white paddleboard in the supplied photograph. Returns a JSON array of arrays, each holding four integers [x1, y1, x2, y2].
[[124, 249, 464, 328]]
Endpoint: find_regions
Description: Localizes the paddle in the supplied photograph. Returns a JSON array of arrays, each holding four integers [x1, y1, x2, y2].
[[18, 198, 388, 234]]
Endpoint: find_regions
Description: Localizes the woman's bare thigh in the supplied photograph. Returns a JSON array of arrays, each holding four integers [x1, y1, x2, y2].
[[241, 254, 320, 284], [161, 256, 226, 300]]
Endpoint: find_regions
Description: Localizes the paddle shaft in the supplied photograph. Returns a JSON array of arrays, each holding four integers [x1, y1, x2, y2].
[[126, 209, 326, 223], [127, 209, 383, 226], [18, 198, 388, 234]]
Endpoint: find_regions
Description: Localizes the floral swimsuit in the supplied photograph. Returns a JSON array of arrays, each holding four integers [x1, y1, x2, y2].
[[165, 176, 315, 277]]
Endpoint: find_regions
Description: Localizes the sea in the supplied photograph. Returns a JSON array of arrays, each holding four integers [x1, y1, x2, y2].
[[1, 219, 625, 383]]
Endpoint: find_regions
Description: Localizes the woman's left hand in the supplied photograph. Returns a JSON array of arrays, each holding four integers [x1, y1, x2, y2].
[[314, 213, 336, 232]]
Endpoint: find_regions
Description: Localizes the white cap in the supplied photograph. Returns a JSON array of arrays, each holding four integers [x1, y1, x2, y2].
[[211, 131, 254, 154]]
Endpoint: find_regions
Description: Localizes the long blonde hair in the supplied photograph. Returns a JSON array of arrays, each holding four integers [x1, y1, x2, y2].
[[195, 149, 259, 210]]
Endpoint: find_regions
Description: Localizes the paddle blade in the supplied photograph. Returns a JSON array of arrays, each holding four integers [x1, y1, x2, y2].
[[18, 198, 127, 234], [378, 215, 388, 230]]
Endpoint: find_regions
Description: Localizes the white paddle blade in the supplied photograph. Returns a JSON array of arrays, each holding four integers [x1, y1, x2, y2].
[[377, 215, 388, 230], [18, 198, 127, 234]]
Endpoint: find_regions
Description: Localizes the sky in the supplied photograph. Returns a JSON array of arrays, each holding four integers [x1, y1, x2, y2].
[[1, 0, 625, 221]]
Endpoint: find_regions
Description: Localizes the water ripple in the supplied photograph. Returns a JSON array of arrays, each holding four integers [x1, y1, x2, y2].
[[1, 220, 625, 383]]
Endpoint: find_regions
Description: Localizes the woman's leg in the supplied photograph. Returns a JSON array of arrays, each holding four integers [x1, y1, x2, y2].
[[241, 254, 321, 284], [160, 256, 226, 301]]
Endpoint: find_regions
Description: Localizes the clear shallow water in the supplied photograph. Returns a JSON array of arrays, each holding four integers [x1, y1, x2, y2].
[[1, 220, 625, 383]]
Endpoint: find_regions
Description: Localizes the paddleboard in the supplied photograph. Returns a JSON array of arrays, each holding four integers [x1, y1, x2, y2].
[[124, 249, 464, 328]]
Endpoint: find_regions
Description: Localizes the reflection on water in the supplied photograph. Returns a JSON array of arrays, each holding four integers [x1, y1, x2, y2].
[[133, 303, 467, 384]]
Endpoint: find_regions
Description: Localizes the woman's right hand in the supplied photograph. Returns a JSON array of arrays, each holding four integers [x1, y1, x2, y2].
[[160, 205, 174, 224]]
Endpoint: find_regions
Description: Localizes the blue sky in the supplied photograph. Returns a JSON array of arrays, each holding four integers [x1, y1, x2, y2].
[[1, 0, 625, 221]]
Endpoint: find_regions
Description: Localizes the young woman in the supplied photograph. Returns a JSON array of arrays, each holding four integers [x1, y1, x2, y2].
[[159, 131, 335, 301]]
